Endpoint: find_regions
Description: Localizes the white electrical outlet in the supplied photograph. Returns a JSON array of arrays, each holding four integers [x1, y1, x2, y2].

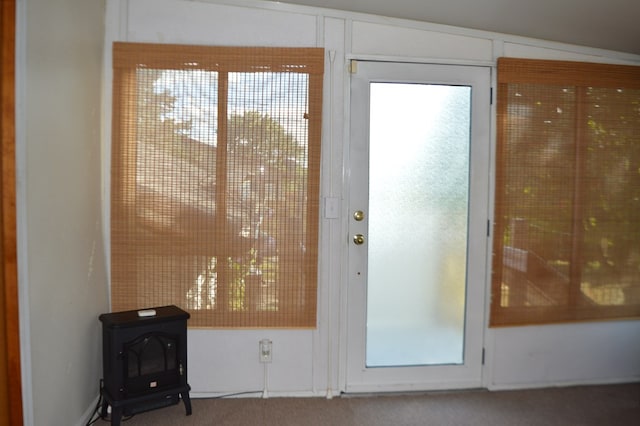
[[259, 339, 272, 363]]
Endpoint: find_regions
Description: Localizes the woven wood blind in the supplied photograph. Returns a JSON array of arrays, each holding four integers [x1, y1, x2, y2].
[[111, 43, 324, 328], [492, 58, 640, 326]]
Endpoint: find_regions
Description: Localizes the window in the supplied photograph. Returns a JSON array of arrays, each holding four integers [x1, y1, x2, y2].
[[111, 43, 324, 328], [491, 58, 640, 326]]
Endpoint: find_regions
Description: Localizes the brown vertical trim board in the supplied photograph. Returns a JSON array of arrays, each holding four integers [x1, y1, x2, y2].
[[1, 0, 24, 424]]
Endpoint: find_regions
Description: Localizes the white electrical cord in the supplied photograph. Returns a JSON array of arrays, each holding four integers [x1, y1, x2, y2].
[[262, 361, 269, 399]]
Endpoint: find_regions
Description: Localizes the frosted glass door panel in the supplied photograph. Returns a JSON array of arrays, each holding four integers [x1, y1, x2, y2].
[[366, 83, 471, 367]]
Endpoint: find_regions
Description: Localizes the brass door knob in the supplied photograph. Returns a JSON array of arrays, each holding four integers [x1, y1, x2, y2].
[[353, 234, 365, 245], [353, 210, 365, 221]]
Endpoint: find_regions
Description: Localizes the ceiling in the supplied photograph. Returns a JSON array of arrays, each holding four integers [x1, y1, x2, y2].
[[273, 0, 640, 55]]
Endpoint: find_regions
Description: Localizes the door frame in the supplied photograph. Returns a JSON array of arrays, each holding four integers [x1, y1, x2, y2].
[[343, 60, 492, 393], [1, 0, 23, 424]]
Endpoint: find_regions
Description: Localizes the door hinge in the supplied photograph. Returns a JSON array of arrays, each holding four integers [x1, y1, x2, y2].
[[482, 348, 486, 365], [487, 219, 491, 237], [349, 60, 358, 74], [490, 87, 493, 105]]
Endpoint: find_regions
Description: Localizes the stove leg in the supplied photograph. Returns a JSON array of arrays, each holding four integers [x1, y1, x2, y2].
[[181, 391, 192, 416], [110, 406, 123, 426]]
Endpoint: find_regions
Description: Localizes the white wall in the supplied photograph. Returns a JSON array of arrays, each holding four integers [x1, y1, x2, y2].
[[99, 0, 640, 405], [18, 0, 108, 425], [487, 321, 640, 389]]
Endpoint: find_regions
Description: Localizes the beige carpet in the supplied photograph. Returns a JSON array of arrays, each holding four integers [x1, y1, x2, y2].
[[99, 383, 639, 425]]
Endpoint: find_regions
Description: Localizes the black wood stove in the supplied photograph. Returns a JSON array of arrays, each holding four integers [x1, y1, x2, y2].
[[99, 305, 192, 425]]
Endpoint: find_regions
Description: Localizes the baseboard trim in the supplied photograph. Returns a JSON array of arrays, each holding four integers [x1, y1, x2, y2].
[[487, 376, 640, 391], [75, 393, 101, 426]]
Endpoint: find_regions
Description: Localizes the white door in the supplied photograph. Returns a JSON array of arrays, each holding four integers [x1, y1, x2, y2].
[[345, 61, 491, 392]]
